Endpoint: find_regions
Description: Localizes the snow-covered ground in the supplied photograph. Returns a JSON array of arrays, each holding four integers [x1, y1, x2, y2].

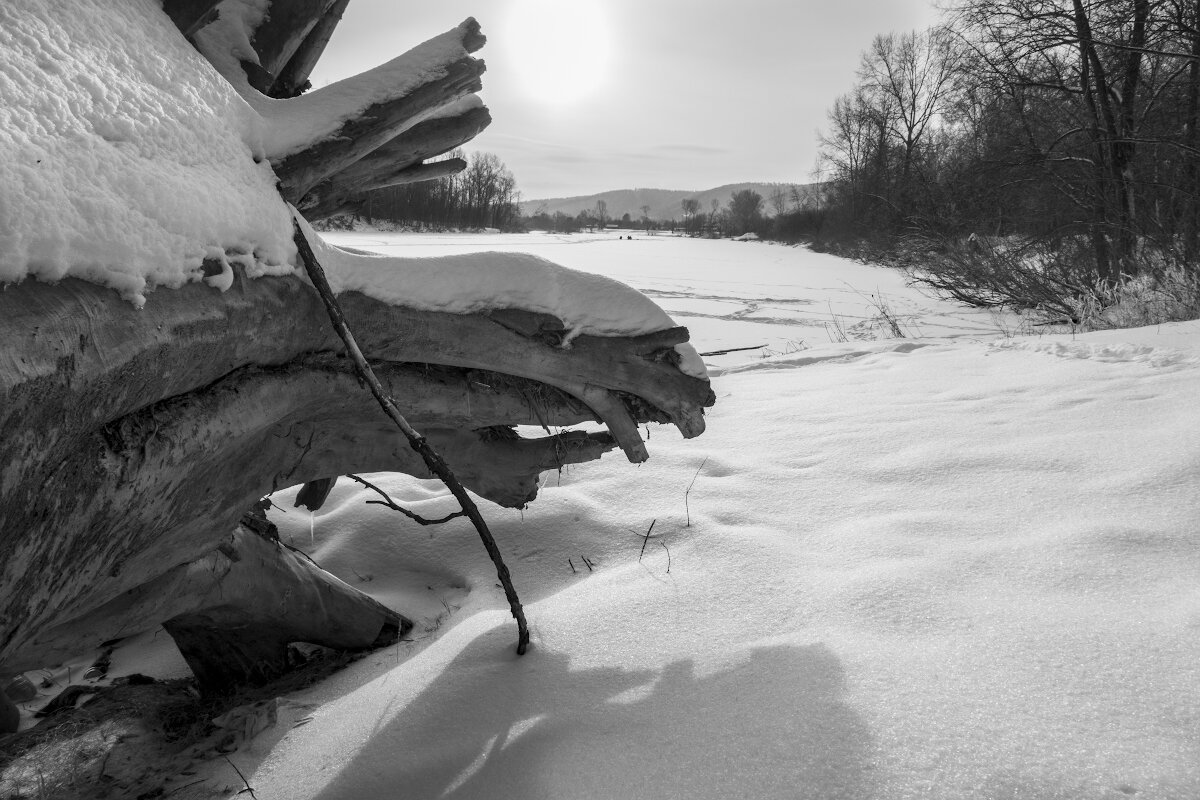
[[325, 230, 1009, 368], [9, 2, 1195, 794], [225, 232, 1199, 799]]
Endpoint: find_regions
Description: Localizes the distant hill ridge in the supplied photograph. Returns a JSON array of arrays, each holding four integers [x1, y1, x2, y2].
[[520, 182, 819, 222]]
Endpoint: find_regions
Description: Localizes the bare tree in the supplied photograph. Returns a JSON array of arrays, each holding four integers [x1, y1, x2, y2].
[[681, 197, 701, 235], [727, 190, 764, 235], [769, 186, 788, 216]]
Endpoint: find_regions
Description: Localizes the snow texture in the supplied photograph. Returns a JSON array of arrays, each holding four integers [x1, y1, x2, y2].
[[236, 234, 1200, 800], [195, 6, 478, 159], [0, 0, 296, 306], [0, 2, 698, 372], [298, 216, 708, 377], [10, 232, 1197, 798]]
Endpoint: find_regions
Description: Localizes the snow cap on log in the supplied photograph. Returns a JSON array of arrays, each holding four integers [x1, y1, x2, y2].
[[294, 214, 708, 380]]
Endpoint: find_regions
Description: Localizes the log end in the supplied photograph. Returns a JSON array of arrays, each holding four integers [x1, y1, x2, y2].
[[460, 17, 486, 54]]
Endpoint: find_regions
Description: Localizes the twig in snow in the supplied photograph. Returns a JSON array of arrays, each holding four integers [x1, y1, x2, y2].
[[294, 220, 530, 655], [638, 519, 657, 561], [167, 780, 206, 796], [569, 558, 576, 574], [698, 344, 767, 356], [582, 556, 594, 572], [660, 541, 671, 573], [223, 756, 257, 799], [685, 457, 708, 528], [347, 474, 466, 526]]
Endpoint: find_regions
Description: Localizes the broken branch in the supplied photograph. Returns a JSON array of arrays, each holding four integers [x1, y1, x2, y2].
[[293, 218, 530, 654], [347, 473, 466, 526]]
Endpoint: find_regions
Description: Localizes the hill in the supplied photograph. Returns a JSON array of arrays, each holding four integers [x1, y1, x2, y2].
[[519, 182, 821, 222]]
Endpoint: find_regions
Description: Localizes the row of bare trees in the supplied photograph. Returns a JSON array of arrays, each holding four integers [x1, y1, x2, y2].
[[361, 150, 522, 230], [816, 0, 1200, 317], [679, 189, 816, 237]]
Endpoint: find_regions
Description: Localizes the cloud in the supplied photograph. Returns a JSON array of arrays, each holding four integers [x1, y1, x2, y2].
[[649, 143, 733, 157]]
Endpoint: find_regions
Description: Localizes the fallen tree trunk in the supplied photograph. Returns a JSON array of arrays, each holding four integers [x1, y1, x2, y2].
[[295, 222, 532, 653], [0, 265, 709, 674], [0, 0, 713, 692]]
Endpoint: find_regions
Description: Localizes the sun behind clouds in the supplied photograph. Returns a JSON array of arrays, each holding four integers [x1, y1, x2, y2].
[[504, 0, 612, 103]]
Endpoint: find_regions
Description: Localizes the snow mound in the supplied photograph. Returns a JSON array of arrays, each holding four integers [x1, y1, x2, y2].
[[0, 0, 295, 306], [299, 215, 708, 378], [992, 337, 1199, 371], [249, 318, 1200, 799]]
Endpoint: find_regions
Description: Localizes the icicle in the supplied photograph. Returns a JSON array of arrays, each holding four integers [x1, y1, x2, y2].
[[309, 510, 315, 547]]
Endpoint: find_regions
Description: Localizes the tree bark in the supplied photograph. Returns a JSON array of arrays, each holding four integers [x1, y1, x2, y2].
[[161, 524, 410, 692], [299, 104, 491, 219], [250, 0, 339, 83], [161, 0, 222, 39], [275, 52, 486, 203], [0, 267, 710, 673], [1, 0, 713, 688], [0, 685, 18, 734], [271, 0, 353, 98]]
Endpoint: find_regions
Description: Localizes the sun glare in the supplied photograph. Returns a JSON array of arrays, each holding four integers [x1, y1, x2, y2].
[[506, 0, 611, 103]]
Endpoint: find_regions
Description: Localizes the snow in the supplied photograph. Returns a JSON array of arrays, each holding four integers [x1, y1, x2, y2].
[[298, 217, 708, 377], [323, 230, 1009, 368], [195, 10, 480, 159], [202, 233, 1197, 800], [0, 4, 698, 367], [5, 2, 1199, 791], [0, 0, 295, 306]]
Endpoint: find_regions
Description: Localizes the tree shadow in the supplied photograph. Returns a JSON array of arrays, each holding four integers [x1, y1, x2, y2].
[[313, 630, 874, 800]]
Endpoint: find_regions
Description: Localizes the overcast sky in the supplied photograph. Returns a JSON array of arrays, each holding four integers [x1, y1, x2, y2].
[[312, 0, 941, 200]]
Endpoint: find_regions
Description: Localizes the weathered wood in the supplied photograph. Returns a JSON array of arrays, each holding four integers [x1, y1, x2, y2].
[[0, 0, 713, 690], [294, 221, 530, 653], [299, 103, 490, 218], [294, 476, 338, 511], [373, 157, 468, 188], [276, 51, 486, 203], [341, 107, 491, 195], [0, 317, 624, 672], [0, 271, 704, 655], [271, 0, 352, 98], [161, 525, 409, 692], [250, 0, 338, 81], [336, 294, 713, 440], [161, 0, 222, 39], [304, 158, 469, 220], [0, 685, 17, 734]]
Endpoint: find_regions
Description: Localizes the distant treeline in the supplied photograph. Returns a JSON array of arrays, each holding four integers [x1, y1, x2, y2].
[[805, 0, 1200, 321], [524, 185, 821, 239], [359, 150, 521, 230]]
